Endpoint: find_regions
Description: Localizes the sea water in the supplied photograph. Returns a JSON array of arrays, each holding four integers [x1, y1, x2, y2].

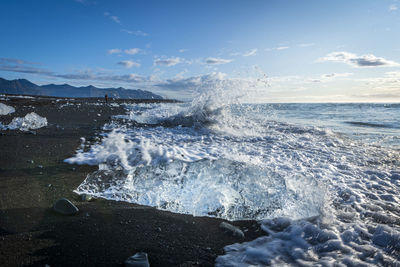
[[66, 93, 400, 265]]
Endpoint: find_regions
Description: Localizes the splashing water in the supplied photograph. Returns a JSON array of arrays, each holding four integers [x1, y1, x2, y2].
[[66, 79, 400, 265]]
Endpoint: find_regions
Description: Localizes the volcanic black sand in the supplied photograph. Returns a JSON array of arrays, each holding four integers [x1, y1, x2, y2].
[[0, 95, 263, 267]]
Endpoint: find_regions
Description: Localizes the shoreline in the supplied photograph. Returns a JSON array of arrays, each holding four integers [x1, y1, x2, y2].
[[0, 96, 263, 266]]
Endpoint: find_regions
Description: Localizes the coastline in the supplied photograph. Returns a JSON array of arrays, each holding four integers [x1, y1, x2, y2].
[[0, 96, 262, 267]]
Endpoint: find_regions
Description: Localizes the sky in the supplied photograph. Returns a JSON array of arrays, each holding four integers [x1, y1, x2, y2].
[[1, 0, 400, 102]]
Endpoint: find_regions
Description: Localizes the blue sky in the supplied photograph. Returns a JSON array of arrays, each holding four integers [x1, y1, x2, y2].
[[1, 0, 400, 102]]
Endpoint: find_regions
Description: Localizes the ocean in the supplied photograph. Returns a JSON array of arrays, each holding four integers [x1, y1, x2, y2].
[[66, 94, 400, 266]]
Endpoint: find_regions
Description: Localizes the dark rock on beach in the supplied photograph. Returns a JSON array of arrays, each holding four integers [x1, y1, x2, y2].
[[53, 198, 79, 215]]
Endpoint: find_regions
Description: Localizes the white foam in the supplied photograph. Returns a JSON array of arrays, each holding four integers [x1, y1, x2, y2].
[[216, 216, 400, 266], [0, 103, 15, 115], [1, 112, 48, 131]]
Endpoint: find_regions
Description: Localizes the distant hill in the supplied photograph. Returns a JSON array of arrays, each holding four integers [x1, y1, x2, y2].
[[0, 77, 163, 99]]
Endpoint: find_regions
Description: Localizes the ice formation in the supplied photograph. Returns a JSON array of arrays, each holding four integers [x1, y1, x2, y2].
[[0, 103, 15, 115], [1, 112, 48, 131]]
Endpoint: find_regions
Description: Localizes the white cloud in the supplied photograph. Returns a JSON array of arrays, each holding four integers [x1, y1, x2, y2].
[[111, 16, 120, 24], [276, 46, 289, 50], [352, 72, 400, 100], [117, 60, 140, 68], [359, 71, 400, 85], [108, 48, 122, 55], [155, 72, 227, 91], [319, 51, 399, 67], [179, 49, 187, 53], [384, 71, 400, 78], [242, 49, 257, 57], [121, 29, 148, 36], [0, 57, 38, 65], [154, 57, 183, 66], [204, 57, 233, 65], [389, 4, 398, 11], [0, 57, 54, 75], [104, 12, 121, 24], [122, 73, 146, 83], [298, 43, 315, 47], [124, 48, 141, 55], [322, 73, 353, 78], [266, 46, 290, 51], [148, 74, 159, 82], [307, 72, 353, 83], [268, 75, 303, 83], [174, 69, 188, 79]]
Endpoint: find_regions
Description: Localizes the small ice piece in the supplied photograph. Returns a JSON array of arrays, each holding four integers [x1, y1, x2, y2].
[[0, 103, 15, 115], [220, 222, 245, 238], [7, 112, 47, 131], [124, 252, 150, 267]]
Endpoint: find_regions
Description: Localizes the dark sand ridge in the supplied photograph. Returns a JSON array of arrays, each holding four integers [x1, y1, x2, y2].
[[0, 96, 263, 267]]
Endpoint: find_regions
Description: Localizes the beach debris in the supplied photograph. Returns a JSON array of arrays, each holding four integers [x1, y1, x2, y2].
[[124, 252, 150, 267], [53, 198, 79, 215], [219, 222, 245, 238], [80, 194, 94, 202]]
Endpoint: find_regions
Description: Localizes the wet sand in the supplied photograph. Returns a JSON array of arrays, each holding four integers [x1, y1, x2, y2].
[[0, 96, 263, 267]]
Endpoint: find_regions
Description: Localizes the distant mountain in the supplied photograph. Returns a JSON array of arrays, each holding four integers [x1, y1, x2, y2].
[[0, 77, 163, 99]]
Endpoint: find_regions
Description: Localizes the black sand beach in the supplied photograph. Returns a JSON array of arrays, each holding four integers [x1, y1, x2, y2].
[[0, 96, 262, 267]]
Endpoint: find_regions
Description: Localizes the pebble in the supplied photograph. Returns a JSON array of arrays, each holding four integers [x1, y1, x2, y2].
[[53, 198, 79, 215]]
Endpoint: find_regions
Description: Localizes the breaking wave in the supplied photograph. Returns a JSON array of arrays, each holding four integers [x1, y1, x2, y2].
[[66, 82, 400, 265]]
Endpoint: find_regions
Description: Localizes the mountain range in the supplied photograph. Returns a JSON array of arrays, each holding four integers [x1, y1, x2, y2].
[[0, 77, 163, 99]]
